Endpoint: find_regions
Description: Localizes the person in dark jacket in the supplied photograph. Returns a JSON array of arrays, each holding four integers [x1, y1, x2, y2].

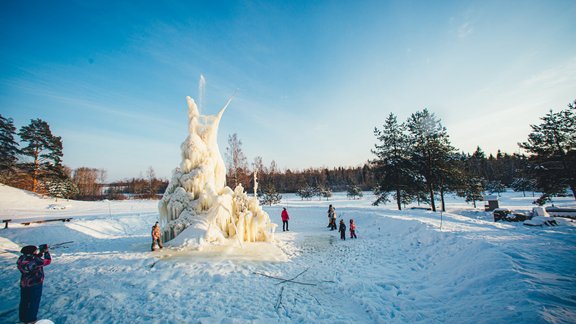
[[17, 245, 51, 323], [281, 207, 290, 231], [338, 219, 346, 240]]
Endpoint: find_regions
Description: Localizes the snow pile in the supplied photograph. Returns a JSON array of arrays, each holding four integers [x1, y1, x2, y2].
[[524, 216, 559, 226], [158, 96, 274, 247]]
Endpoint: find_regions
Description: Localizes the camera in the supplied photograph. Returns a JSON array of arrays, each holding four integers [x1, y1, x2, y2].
[[38, 244, 48, 254]]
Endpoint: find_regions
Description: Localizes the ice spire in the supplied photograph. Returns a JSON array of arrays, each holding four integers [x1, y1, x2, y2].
[[158, 86, 275, 247]]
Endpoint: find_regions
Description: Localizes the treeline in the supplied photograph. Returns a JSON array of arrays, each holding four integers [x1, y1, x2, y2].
[[369, 101, 576, 211], [107, 167, 168, 199], [0, 115, 168, 200], [223, 134, 375, 203], [0, 117, 73, 198], [2, 99, 574, 206], [225, 100, 575, 209], [253, 165, 374, 193]]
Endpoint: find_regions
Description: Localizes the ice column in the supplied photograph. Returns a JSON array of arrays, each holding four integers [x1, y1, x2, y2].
[[158, 96, 275, 247]]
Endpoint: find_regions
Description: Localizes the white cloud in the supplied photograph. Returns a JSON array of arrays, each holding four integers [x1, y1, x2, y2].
[[521, 57, 576, 89]]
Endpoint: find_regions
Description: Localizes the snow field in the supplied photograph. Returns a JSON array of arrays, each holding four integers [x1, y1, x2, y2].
[[1, 187, 575, 323]]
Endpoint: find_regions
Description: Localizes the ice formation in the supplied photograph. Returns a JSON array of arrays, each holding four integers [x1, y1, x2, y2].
[[158, 96, 275, 247]]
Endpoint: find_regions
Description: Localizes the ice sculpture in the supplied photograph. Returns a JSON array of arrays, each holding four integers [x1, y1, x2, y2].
[[158, 96, 275, 247]]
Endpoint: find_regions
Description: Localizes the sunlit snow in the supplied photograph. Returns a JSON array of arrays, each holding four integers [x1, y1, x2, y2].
[[1, 185, 575, 322]]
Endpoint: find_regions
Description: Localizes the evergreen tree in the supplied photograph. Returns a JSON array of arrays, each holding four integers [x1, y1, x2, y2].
[[319, 186, 333, 200], [346, 184, 363, 199], [406, 109, 457, 212], [0, 114, 20, 182], [437, 153, 464, 212], [371, 113, 415, 209], [485, 180, 506, 196], [457, 177, 485, 208], [259, 183, 282, 206], [519, 100, 576, 200], [468, 146, 489, 180], [47, 166, 78, 200], [511, 177, 537, 197], [19, 119, 64, 192], [296, 185, 315, 200]]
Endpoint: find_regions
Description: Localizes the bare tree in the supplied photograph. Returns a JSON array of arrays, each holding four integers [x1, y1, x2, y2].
[[73, 167, 100, 198], [98, 169, 107, 185], [225, 133, 250, 187], [147, 166, 158, 197], [252, 156, 266, 175]]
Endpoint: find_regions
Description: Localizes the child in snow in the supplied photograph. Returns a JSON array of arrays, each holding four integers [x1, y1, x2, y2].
[[151, 222, 163, 251], [17, 244, 51, 323], [281, 207, 290, 231], [350, 219, 357, 239], [338, 219, 346, 240]]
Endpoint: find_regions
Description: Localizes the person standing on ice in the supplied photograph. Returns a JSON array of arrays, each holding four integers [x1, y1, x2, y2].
[[350, 219, 357, 239], [151, 222, 163, 251], [338, 219, 346, 240], [17, 244, 51, 323], [281, 207, 290, 231], [327, 204, 335, 228]]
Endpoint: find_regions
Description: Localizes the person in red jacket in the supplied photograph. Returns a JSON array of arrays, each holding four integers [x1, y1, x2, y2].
[[17, 244, 51, 323], [350, 219, 357, 239], [281, 207, 290, 231]]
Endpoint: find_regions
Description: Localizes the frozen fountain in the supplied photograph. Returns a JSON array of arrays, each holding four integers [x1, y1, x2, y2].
[[158, 94, 276, 248]]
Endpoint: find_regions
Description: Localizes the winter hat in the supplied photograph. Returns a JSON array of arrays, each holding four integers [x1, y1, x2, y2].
[[20, 245, 37, 255]]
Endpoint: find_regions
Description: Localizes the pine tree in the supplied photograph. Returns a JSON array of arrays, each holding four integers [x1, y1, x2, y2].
[[371, 113, 414, 209], [259, 183, 282, 206], [19, 119, 64, 192], [0, 114, 20, 182], [296, 185, 315, 200], [47, 166, 78, 200], [406, 109, 457, 212], [457, 177, 485, 208], [319, 186, 333, 200], [511, 177, 537, 197], [437, 153, 464, 212], [468, 146, 490, 180], [346, 184, 363, 199], [519, 100, 576, 200], [485, 180, 506, 196]]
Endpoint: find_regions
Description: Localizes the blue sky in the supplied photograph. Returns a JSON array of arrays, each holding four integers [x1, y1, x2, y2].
[[1, 0, 575, 181]]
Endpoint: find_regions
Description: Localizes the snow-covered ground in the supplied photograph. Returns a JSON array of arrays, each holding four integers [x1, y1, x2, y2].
[[1, 184, 575, 323]]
